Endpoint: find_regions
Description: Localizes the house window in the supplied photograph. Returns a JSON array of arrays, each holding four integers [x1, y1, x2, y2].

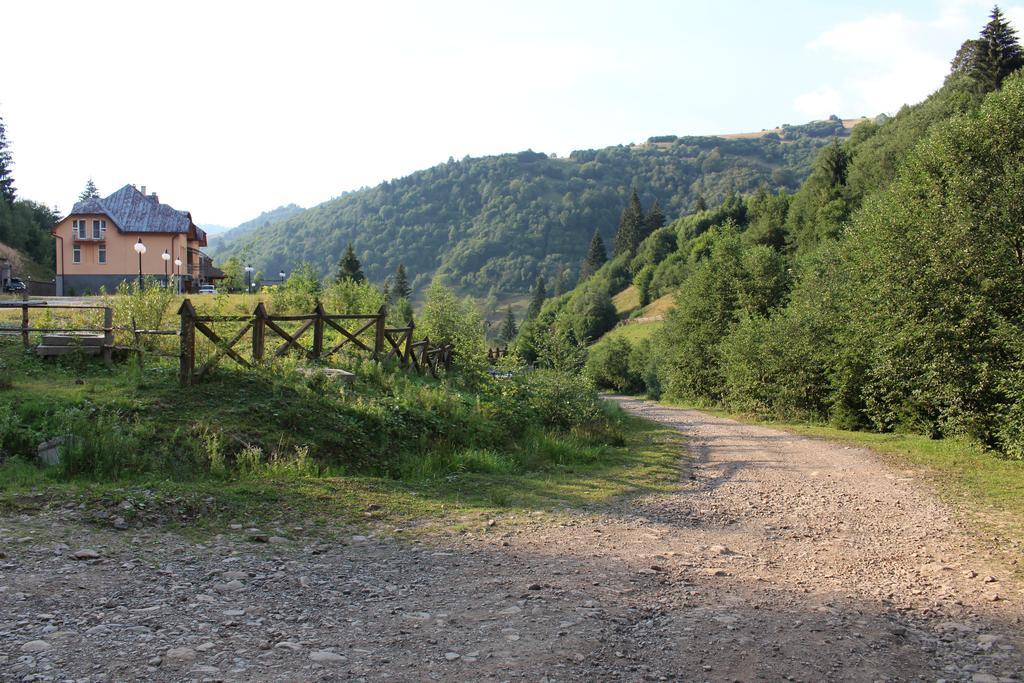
[[97, 245, 106, 264], [92, 219, 106, 239], [73, 219, 87, 239], [72, 245, 81, 264]]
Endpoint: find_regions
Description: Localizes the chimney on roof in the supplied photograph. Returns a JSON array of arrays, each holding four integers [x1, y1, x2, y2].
[[150, 193, 159, 204], [140, 185, 147, 196]]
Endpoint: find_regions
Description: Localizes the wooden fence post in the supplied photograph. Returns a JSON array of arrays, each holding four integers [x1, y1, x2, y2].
[[374, 305, 386, 360], [403, 321, 414, 368], [178, 299, 196, 386], [312, 302, 326, 360], [20, 304, 29, 349], [252, 302, 267, 363], [102, 307, 113, 367]]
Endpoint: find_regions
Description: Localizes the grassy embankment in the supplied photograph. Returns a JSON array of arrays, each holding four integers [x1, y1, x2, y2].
[[0, 332, 684, 536]]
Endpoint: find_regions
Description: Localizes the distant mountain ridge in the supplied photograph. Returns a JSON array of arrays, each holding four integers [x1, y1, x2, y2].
[[214, 118, 853, 296], [207, 204, 304, 251]]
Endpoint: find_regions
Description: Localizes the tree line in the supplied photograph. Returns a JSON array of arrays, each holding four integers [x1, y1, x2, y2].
[[529, 7, 1024, 458]]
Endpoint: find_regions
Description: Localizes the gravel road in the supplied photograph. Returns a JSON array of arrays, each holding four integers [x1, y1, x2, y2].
[[1, 398, 1022, 681]]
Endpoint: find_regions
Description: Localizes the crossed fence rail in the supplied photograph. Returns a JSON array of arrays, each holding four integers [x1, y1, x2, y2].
[[1, 297, 454, 386]]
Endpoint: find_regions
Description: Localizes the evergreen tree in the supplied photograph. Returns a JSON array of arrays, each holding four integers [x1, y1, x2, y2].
[[392, 263, 412, 300], [613, 188, 645, 256], [694, 194, 708, 212], [526, 275, 546, 319], [499, 306, 518, 342], [820, 139, 850, 188], [553, 269, 571, 296], [0, 115, 16, 205], [79, 178, 100, 201], [645, 199, 666, 236], [336, 242, 365, 283], [381, 279, 392, 305], [580, 229, 607, 281], [973, 6, 1024, 91]]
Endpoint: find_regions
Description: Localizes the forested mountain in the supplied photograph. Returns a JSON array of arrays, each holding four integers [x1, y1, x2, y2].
[[214, 121, 850, 296], [207, 203, 304, 251], [545, 8, 1024, 457]]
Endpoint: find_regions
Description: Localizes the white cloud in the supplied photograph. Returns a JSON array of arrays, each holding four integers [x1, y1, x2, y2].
[[793, 3, 1024, 118]]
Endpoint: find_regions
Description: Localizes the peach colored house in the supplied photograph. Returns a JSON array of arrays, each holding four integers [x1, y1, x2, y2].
[[53, 184, 223, 295]]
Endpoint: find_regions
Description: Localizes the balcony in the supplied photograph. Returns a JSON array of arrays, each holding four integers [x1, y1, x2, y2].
[[73, 231, 107, 242]]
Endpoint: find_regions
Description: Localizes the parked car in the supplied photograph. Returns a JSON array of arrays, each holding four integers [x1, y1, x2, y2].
[[3, 278, 26, 293], [197, 284, 217, 294]]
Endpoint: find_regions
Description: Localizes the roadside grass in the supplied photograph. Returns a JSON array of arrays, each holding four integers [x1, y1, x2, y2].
[[0, 336, 684, 536], [0, 412, 683, 537], [695, 405, 1024, 540]]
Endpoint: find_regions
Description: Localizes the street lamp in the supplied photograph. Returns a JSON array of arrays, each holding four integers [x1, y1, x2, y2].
[[279, 270, 286, 283], [245, 264, 254, 293], [174, 258, 182, 293], [162, 250, 171, 288], [133, 238, 146, 291]]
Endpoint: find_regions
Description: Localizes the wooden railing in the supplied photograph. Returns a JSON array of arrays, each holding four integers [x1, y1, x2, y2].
[[2, 297, 455, 385], [178, 300, 453, 385]]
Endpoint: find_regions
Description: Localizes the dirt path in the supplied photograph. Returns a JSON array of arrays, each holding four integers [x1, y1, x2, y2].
[[2, 400, 1023, 681]]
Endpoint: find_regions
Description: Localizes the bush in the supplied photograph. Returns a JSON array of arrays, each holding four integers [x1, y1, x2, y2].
[[499, 369, 603, 431], [586, 337, 642, 393]]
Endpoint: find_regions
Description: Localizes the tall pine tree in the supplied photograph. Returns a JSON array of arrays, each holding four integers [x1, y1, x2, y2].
[[79, 178, 100, 201], [645, 199, 666, 238], [392, 263, 412, 299], [613, 188, 644, 256], [499, 306, 518, 343], [336, 243, 365, 283], [526, 275, 546, 319], [580, 229, 607, 281], [974, 6, 1024, 92], [0, 115, 16, 205]]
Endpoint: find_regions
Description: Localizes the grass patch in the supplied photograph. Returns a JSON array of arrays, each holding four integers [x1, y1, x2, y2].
[[0, 334, 685, 535], [600, 321, 664, 345], [613, 286, 640, 316], [0, 411, 684, 535]]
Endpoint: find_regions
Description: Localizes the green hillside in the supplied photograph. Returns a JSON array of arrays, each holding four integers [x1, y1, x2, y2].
[[215, 120, 851, 296], [538, 10, 1024, 457], [207, 203, 304, 252]]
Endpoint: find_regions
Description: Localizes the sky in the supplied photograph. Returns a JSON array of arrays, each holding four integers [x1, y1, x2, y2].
[[4, 0, 1022, 226]]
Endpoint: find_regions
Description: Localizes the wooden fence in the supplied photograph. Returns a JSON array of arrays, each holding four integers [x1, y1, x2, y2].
[[180, 300, 452, 385], [0, 298, 175, 365]]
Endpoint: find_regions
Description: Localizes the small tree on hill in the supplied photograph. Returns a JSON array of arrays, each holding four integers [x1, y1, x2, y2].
[[79, 178, 100, 201], [580, 229, 607, 281], [552, 269, 571, 296], [499, 306, 518, 343], [613, 188, 645, 257], [526, 275, 546, 319], [645, 199, 666, 236], [392, 263, 412, 300], [336, 242, 365, 283], [0, 115, 16, 205]]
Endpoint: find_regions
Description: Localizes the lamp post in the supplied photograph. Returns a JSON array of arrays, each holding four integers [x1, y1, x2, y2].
[[245, 264, 254, 293], [133, 238, 146, 291], [174, 258, 182, 293], [162, 250, 171, 288], [279, 270, 286, 284]]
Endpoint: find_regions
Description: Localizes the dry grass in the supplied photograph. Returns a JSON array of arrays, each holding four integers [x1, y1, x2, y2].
[[613, 286, 640, 316]]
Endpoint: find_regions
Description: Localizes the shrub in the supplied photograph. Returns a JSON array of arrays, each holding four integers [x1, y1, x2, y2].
[[586, 337, 642, 393]]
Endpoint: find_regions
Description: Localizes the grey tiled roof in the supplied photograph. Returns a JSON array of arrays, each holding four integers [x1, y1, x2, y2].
[[70, 185, 193, 234]]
